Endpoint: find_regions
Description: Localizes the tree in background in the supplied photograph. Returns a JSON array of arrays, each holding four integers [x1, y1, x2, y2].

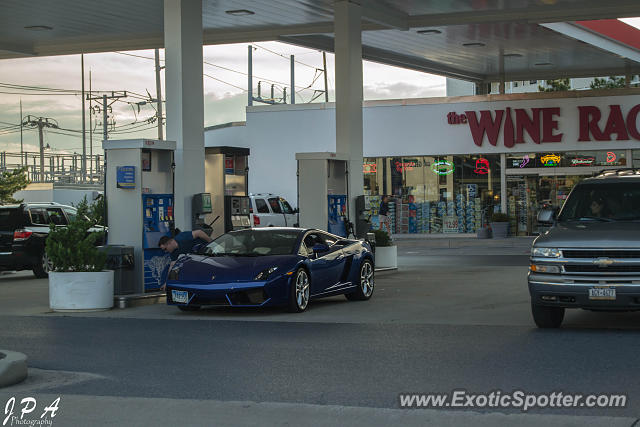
[[590, 75, 639, 89], [538, 78, 571, 92], [75, 195, 106, 227], [0, 167, 29, 204]]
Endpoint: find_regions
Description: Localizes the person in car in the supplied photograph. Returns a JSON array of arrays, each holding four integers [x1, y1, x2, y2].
[[589, 196, 612, 218]]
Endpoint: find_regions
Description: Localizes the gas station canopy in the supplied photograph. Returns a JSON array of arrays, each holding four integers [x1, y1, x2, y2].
[[1, 0, 640, 82]]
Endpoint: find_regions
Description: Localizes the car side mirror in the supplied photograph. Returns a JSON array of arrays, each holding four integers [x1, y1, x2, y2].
[[537, 208, 558, 225], [293, 208, 299, 214], [312, 243, 329, 254]]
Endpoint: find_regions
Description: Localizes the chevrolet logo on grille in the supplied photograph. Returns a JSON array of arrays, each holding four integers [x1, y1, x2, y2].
[[593, 258, 615, 267]]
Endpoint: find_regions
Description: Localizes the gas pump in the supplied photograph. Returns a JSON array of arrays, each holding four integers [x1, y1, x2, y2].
[[192, 192, 213, 235], [355, 195, 372, 238], [224, 195, 251, 232], [204, 146, 251, 237], [103, 139, 176, 293], [295, 152, 350, 237]]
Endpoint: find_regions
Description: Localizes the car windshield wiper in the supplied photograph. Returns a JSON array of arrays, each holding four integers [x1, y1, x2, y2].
[[202, 252, 237, 257], [573, 216, 616, 222]]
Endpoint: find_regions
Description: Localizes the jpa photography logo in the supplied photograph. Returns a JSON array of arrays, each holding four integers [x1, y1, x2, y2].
[[3, 397, 60, 426]]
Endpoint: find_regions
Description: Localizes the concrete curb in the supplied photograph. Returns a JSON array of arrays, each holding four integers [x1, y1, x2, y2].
[[0, 350, 28, 388]]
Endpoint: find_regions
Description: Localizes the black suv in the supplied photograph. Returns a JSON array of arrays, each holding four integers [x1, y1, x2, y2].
[[0, 202, 103, 278]]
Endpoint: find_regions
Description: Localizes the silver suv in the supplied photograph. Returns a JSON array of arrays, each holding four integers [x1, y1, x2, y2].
[[529, 169, 640, 328]]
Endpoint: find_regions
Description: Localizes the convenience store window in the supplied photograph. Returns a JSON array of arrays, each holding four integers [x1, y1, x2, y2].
[[506, 150, 627, 169], [362, 155, 500, 234]]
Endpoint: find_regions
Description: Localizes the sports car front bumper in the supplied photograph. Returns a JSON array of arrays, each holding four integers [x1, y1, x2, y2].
[[167, 276, 290, 307]]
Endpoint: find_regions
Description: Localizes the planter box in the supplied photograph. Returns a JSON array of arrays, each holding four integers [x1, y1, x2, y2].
[[477, 227, 491, 239], [490, 222, 510, 239], [49, 271, 114, 311], [375, 245, 397, 269]]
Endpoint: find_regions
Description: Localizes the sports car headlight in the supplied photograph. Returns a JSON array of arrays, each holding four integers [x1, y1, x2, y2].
[[168, 268, 180, 281], [531, 247, 561, 258], [254, 267, 278, 281]]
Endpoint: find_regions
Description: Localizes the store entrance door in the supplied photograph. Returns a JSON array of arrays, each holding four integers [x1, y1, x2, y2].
[[507, 173, 587, 236]]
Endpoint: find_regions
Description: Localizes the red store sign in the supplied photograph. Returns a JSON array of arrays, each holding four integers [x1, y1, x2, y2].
[[447, 104, 640, 148]]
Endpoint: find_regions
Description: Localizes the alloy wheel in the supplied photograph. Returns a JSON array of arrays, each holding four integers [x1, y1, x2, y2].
[[360, 261, 374, 297], [42, 253, 54, 273], [295, 270, 310, 310]]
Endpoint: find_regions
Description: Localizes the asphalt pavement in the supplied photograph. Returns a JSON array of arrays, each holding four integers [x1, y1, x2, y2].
[[1, 236, 640, 426]]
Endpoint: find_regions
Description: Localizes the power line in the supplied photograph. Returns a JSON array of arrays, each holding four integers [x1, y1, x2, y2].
[[203, 74, 246, 92], [253, 43, 319, 70], [0, 91, 79, 96], [114, 51, 159, 61]]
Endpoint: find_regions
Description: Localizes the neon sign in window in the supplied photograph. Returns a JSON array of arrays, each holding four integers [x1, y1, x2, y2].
[[431, 160, 454, 175], [571, 157, 595, 166], [474, 158, 490, 175], [606, 152, 617, 163], [541, 154, 561, 167], [395, 161, 417, 173], [363, 163, 377, 174]]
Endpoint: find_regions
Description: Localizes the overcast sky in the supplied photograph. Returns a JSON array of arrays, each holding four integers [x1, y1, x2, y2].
[[0, 17, 638, 158]]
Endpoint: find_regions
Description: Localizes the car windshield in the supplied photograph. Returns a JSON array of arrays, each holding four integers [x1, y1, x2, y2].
[[203, 229, 301, 256], [558, 182, 640, 222]]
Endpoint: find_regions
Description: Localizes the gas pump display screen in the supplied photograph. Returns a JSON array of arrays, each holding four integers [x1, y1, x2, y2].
[[231, 198, 250, 214]]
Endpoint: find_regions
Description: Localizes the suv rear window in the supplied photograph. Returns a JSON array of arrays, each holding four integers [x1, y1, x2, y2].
[[29, 208, 49, 225], [0, 208, 24, 231], [255, 199, 270, 214]]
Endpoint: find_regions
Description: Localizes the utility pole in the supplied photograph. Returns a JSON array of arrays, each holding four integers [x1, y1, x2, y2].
[[154, 48, 164, 140], [323, 51, 329, 102], [290, 55, 295, 104], [89, 70, 92, 181], [248, 45, 253, 107], [19, 99, 23, 165], [22, 115, 58, 182], [87, 90, 126, 232], [86, 91, 127, 143], [81, 54, 87, 182]]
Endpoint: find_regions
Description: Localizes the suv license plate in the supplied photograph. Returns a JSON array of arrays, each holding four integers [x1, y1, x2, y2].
[[588, 287, 616, 300], [172, 290, 189, 303]]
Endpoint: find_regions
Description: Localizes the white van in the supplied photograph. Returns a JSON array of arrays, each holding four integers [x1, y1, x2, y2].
[[249, 194, 298, 227]]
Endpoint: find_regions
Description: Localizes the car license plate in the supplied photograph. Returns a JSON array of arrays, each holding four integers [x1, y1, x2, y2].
[[172, 290, 189, 303], [588, 287, 616, 300]]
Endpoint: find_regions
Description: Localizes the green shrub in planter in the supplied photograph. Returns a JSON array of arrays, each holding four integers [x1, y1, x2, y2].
[[490, 212, 511, 222], [373, 229, 392, 247], [45, 200, 106, 272]]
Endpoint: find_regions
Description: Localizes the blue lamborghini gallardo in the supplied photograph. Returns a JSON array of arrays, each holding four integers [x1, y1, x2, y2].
[[166, 228, 375, 312]]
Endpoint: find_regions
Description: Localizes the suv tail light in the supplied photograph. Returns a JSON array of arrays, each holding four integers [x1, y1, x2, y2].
[[253, 215, 260, 226], [13, 229, 33, 241]]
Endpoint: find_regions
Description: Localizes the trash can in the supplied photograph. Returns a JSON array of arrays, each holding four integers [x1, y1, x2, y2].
[[97, 245, 135, 295]]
